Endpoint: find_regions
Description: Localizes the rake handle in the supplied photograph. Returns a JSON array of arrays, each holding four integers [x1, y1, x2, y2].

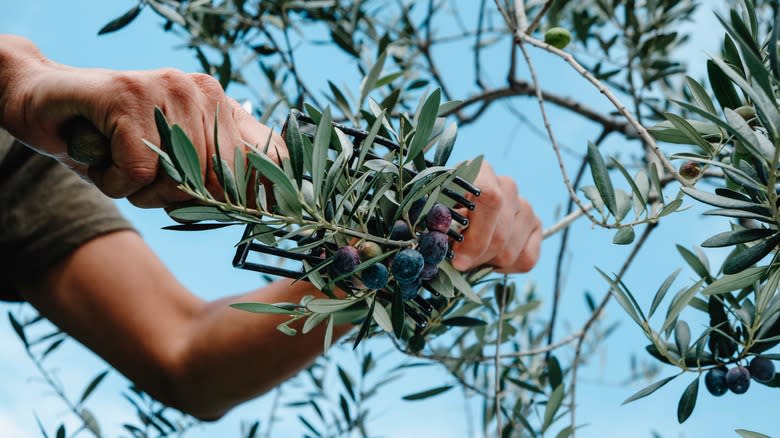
[[62, 117, 111, 168]]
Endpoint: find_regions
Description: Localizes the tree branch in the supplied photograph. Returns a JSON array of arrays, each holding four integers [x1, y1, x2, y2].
[[441, 80, 635, 135]]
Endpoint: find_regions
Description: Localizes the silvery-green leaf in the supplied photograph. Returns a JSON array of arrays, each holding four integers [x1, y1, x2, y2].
[[722, 233, 780, 275], [622, 374, 679, 405], [311, 107, 332, 202], [230, 302, 305, 315], [323, 315, 334, 355], [426, 268, 454, 298], [285, 113, 305, 187], [328, 80, 352, 117], [307, 298, 358, 313], [676, 376, 699, 423], [685, 76, 717, 114], [248, 150, 302, 219], [142, 139, 182, 183], [662, 280, 705, 333], [710, 56, 780, 138], [406, 89, 441, 164], [650, 268, 682, 318], [663, 113, 715, 154], [633, 169, 649, 216], [735, 430, 771, 438], [171, 125, 204, 193], [357, 111, 385, 169], [276, 322, 297, 336], [542, 385, 565, 432], [401, 385, 453, 401], [373, 303, 393, 333], [168, 206, 233, 222], [363, 159, 398, 173], [404, 166, 448, 188], [613, 226, 635, 245], [649, 119, 721, 144], [674, 320, 691, 356], [434, 122, 457, 166], [439, 261, 480, 303], [701, 229, 776, 248], [681, 187, 764, 210], [610, 158, 646, 216], [97, 4, 142, 35], [581, 185, 605, 216], [587, 141, 617, 217], [614, 189, 632, 222], [212, 156, 239, 202], [658, 199, 683, 217], [676, 244, 711, 281], [360, 50, 387, 107], [437, 99, 463, 116], [724, 109, 770, 162], [701, 266, 768, 295], [234, 146, 247, 204]]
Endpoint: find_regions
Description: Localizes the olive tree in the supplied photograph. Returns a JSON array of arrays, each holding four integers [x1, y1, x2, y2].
[[11, 0, 780, 437]]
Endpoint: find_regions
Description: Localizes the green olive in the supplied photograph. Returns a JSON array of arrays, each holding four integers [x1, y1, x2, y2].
[[544, 27, 572, 50]]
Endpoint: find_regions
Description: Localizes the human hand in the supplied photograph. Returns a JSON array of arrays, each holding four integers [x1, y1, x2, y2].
[[0, 35, 284, 208], [451, 161, 542, 273]]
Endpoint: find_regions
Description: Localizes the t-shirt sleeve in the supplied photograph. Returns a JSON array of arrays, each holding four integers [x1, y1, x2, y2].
[[0, 130, 135, 301]]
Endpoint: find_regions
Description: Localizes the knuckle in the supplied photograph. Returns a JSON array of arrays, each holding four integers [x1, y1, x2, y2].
[[515, 243, 541, 272], [499, 175, 518, 193], [477, 185, 502, 209], [190, 73, 225, 101], [111, 72, 148, 100]]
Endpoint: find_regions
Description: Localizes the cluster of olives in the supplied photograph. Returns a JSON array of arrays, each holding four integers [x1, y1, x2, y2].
[[704, 357, 776, 396], [330, 201, 453, 300]]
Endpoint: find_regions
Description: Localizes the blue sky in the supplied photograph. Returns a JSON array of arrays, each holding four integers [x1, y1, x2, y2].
[[1, 1, 778, 437]]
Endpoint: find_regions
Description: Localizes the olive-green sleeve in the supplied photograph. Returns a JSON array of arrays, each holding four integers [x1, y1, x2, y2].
[[0, 129, 135, 301]]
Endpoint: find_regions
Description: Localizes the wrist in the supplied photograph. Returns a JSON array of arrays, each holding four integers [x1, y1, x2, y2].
[[0, 35, 51, 130]]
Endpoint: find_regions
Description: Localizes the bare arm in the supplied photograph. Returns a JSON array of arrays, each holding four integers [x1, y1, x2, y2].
[[21, 230, 347, 420]]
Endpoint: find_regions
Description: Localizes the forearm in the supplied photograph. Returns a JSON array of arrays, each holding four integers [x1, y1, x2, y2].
[[23, 230, 347, 420], [177, 280, 350, 419]]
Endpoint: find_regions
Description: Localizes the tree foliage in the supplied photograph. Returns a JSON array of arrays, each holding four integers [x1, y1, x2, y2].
[[11, 0, 780, 437]]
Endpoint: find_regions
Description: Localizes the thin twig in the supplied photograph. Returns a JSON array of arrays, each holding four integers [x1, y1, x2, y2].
[[545, 129, 610, 359], [541, 203, 593, 240], [516, 40, 602, 227], [517, 33, 689, 186], [494, 274, 508, 436], [412, 330, 582, 363], [475, 0, 488, 89], [525, 0, 555, 35], [514, 0, 528, 31], [568, 222, 657, 435]]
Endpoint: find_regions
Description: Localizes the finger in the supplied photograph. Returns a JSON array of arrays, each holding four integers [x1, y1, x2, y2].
[[472, 177, 520, 267], [452, 163, 502, 270], [127, 176, 192, 208], [88, 121, 158, 198], [504, 215, 542, 273], [487, 187, 534, 269]]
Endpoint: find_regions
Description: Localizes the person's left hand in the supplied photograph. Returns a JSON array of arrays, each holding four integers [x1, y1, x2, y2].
[[451, 161, 542, 273]]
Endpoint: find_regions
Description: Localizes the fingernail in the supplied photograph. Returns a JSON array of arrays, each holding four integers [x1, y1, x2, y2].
[[453, 256, 470, 270]]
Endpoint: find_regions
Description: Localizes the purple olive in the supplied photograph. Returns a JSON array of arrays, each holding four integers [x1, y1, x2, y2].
[[426, 203, 452, 233]]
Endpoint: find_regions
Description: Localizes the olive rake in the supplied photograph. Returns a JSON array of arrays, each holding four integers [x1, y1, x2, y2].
[[231, 110, 481, 329]]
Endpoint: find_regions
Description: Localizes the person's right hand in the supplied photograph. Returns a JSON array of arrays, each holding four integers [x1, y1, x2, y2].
[[0, 34, 285, 208]]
